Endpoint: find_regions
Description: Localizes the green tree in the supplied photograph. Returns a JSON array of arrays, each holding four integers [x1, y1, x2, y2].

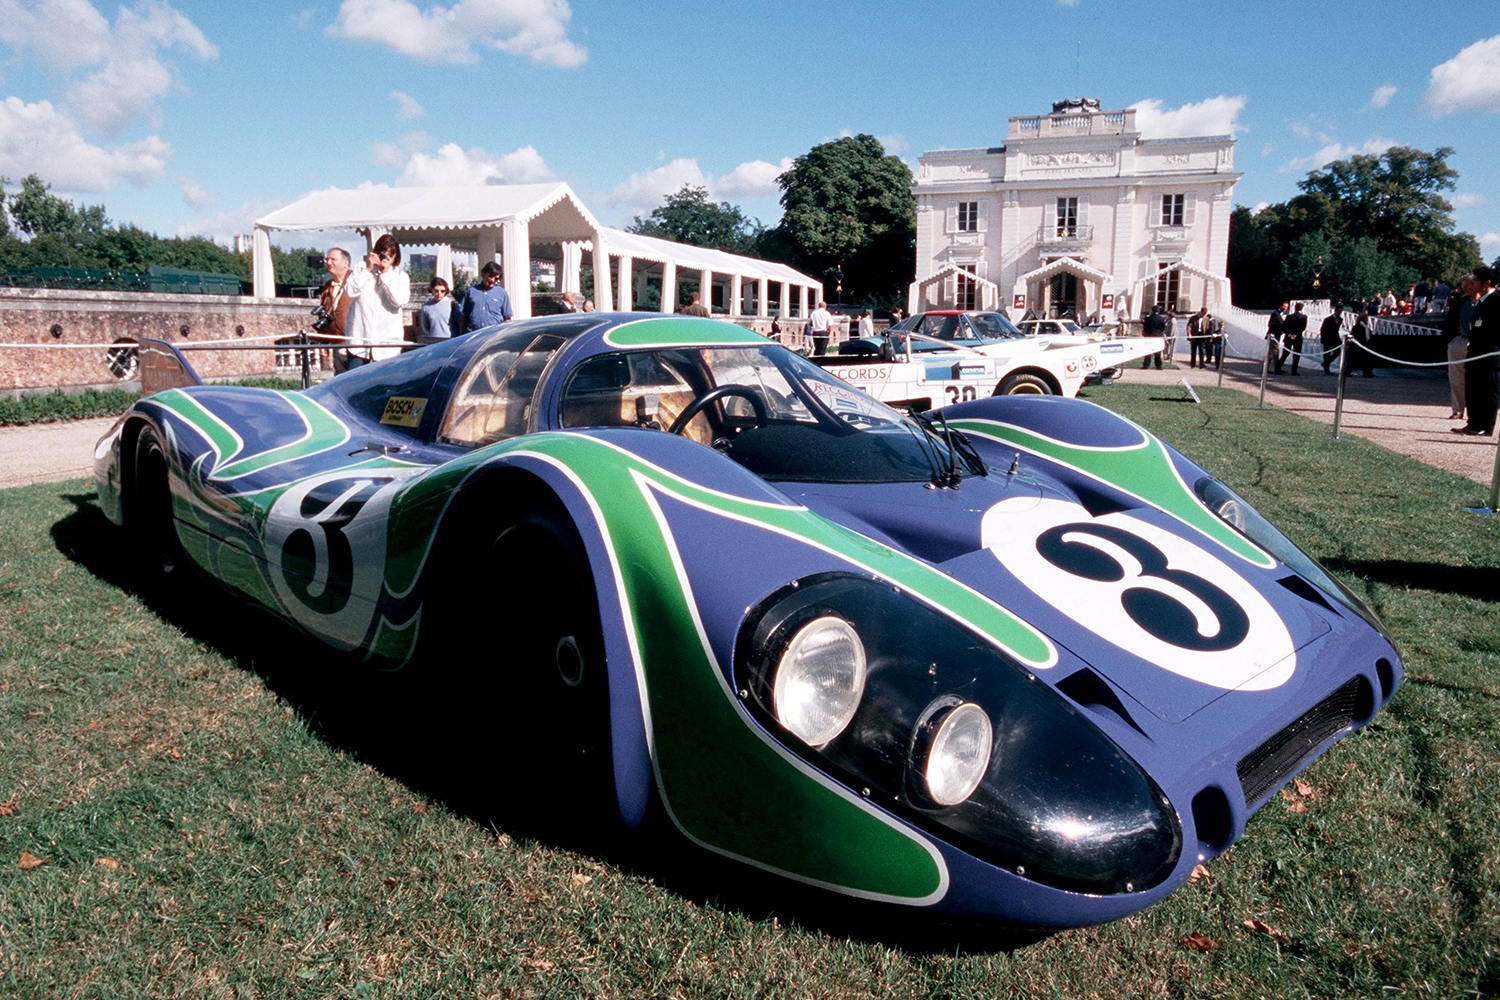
[[768, 134, 916, 307], [629, 185, 764, 255], [8, 174, 108, 239], [1329, 236, 1404, 301]]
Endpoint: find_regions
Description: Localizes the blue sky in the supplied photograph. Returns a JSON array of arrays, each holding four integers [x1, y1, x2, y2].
[[2, 0, 1498, 261]]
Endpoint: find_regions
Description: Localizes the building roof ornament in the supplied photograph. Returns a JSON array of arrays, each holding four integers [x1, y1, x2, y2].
[[1051, 97, 1101, 115]]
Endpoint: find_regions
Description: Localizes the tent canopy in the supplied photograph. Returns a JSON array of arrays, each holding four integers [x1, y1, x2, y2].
[[1017, 256, 1112, 286], [250, 182, 821, 318], [255, 182, 599, 246]]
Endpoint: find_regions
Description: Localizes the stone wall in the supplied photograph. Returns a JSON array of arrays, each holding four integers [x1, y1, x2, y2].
[[0, 288, 851, 396], [0, 288, 345, 395]]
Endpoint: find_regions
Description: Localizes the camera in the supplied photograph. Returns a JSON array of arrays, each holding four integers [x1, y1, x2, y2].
[[310, 304, 335, 332]]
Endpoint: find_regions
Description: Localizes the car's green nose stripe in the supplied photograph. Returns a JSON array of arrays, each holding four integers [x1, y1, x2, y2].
[[150, 390, 350, 482], [949, 417, 1274, 568]]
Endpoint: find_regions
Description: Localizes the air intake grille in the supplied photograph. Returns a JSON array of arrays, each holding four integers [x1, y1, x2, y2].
[[1237, 678, 1366, 807]]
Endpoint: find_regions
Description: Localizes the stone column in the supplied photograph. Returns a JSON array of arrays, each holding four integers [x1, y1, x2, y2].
[[756, 278, 769, 318], [617, 253, 634, 311], [661, 261, 677, 314], [591, 231, 613, 311], [500, 221, 532, 320], [700, 269, 712, 312], [729, 275, 743, 317]]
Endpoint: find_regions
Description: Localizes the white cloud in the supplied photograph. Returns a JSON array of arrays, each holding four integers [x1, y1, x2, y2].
[[389, 90, 426, 120], [1481, 231, 1500, 251], [0, 0, 112, 72], [328, 0, 586, 68], [395, 142, 553, 186], [40, 2, 217, 135], [608, 158, 709, 214], [1131, 95, 1246, 138], [1366, 84, 1398, 109], [607, 156, 794, 214], [0, 96, 169, 191], [1280, 136, 1395, 174], [714, 158, 792, 199], [178, 176, 208, 209], [1423, 34, 1500, 115], [371, 130, 430, 167], [1260, 142, 1276, 157], [877, 133, 908, 154], [1056, 0, 1079, 6], [1452, 193, 1489, 209], [174, 197, 281, 242], [1252, 201, 1270, 213]]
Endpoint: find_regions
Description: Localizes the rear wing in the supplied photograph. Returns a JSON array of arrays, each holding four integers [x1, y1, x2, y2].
[[138, 338, 203, 395]]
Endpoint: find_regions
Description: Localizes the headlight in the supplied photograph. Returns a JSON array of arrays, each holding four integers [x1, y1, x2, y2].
[[738, 574, 1181, 896], [1194, 474, 1393, 641], [918, 701, 993, 806], [773, 616, 866, 745]]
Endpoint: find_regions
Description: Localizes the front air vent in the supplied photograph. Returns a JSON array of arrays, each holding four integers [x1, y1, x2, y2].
[[1237, 677, 1371, 807]]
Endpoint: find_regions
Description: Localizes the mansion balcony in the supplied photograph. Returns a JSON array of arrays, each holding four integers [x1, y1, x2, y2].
[[1151, 226, 1191, 251], [1008, 109, 1133, 140], [1036, 225, 1095, 256]]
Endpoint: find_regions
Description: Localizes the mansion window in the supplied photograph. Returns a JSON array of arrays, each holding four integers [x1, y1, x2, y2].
[[1161, 193, 1185, 227], [956, 266, 979, 310], [1056, 197, 1078, 237], [957, 201, 979, 232], [1154, 262, 1182, 312]]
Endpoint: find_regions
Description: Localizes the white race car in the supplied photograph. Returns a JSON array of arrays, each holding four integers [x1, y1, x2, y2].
[[821, 311, 1162, 407]]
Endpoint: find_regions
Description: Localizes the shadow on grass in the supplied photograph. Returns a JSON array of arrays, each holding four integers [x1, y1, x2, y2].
[[49, 490, 1048, 955], [1324, 557, 1500, 603]]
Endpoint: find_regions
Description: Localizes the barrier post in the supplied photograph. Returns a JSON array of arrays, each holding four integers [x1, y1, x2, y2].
[[1256, 336, 1272, 408], [1331, 333, 1349, 441], [1489, 440, 1500, 514], [299, 330, 312, 390]]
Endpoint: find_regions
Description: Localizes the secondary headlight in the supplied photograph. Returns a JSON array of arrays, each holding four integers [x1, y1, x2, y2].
[[773, 616, 866, 745], [1194, 473, 1392, 641], [918, 701, 993, 807], [737, 574, 1181, 896]]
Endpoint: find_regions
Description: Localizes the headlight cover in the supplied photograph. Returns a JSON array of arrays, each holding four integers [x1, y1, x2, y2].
[[772, 616, 867, 745], [1193, 474, 1393, 642], [737, 575, 1181, 896]]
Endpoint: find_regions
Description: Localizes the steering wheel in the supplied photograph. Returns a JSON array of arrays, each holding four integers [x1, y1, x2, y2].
[[668, 384, 770, 436]]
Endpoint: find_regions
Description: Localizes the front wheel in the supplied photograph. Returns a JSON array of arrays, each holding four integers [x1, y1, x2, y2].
[[996, 373, 1053, 396], [130, 426, 185, 579], [470, 511, 614, 826]]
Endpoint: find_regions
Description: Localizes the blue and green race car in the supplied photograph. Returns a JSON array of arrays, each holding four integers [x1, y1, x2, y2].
[[94, 313, 1401, 929]]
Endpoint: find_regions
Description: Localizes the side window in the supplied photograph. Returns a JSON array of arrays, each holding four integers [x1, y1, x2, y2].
[[441, 334, 566, 447]]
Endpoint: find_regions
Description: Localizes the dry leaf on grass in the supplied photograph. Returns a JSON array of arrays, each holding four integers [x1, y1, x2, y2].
[[1242, 917, 1288, 941], [0, 797, 18, 817], [571, 873, 593, 887], [1294, 778, 1314, 797], [1279, 788, 1309, 814], [1180, 932, 1223, 952], [1189, 863, 1211, 883], [96, 857, 120, 870], [18, 851, 45, 870], [412, 802, 429, 814], [529, 958, 555, 972]]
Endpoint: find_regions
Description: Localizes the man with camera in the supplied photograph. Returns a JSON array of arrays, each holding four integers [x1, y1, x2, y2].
[[316, 248, 353, 373]]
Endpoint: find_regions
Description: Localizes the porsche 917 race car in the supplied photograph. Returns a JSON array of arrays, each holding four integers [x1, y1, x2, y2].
[[94, 313, 1401, 929]]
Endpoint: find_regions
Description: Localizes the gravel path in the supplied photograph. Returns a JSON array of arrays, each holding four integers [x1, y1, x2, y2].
[[1, 359, 1495, 492], [1108, 354, 1498, 488], [0, 416, 118, 490]]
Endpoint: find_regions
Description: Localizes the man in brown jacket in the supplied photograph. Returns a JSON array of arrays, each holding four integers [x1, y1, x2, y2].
[[319, 248, 353, 373]]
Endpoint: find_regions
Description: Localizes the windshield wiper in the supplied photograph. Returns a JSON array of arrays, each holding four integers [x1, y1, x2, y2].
[[907, 408, 988, 488]]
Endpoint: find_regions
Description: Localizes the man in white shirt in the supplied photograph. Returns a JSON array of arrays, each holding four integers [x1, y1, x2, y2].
[[807, 300, 832, 355], [343, 234, 412, 370], [857, 309, 874, 340]]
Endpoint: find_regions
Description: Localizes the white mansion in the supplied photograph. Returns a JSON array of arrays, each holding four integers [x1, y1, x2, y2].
[[911, 97, 1241, 321]]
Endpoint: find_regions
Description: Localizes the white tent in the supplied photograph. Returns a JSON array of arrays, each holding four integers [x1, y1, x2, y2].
[[253, 183, 822, 320], [1014, 256, 1113, 319], [1128, 260, 1233, 318]]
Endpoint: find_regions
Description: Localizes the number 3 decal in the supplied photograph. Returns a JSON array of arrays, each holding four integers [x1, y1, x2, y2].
[[944, 385, 979, 404], [982, 497, 1295, 690]]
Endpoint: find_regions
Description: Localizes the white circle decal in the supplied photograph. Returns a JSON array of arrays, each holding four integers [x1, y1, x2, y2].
[[982, 496, 1294, 690]]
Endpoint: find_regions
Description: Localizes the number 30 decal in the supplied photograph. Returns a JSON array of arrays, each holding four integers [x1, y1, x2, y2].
[[982, 497, 1295, 690]]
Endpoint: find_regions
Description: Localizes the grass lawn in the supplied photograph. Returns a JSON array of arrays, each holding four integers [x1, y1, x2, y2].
[[2, 383, 1498, 998]]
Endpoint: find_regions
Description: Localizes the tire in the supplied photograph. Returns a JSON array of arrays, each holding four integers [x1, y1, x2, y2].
[[468, 510, 614, 827], [996, 373, 1053, 396], [130, 426, 185, 579]]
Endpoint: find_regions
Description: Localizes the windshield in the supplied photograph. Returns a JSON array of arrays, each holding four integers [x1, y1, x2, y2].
[[966, 313, 1025, 340], [560, 345, 983, 484]]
